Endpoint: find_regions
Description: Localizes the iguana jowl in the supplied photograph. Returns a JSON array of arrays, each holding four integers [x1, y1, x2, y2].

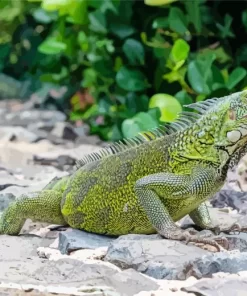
[[1, 91, 247, 250]]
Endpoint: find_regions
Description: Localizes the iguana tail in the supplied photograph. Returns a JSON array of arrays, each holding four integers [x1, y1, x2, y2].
[[0, 190, 66, 235]]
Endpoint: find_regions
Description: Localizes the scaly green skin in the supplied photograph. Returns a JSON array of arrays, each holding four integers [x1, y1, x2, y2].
[[2, 91, 247, 250]]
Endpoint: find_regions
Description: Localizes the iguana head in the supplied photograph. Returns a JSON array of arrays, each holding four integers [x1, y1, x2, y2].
[[210, 90, 247, 155], [169, 90, 247, 164]]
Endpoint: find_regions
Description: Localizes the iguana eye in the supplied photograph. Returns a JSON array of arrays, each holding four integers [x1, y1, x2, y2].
[[227, 130, 241, 143]]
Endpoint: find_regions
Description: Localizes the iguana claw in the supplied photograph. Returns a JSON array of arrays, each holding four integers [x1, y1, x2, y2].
[[159, 228, 229, 251], [208, 223, 242, 235], [219, 223, 242, 234], [183, 233, 229, 251]]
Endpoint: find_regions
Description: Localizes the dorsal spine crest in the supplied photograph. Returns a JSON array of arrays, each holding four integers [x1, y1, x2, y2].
[[75, 96, 223, 170]]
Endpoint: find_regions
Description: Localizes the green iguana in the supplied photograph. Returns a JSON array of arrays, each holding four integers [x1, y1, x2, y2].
[[1, 91, 247, 251]]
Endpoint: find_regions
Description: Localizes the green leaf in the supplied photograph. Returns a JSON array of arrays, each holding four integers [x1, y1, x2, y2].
[[216, 14, 235, 38], [82, 68, 97, 88], [125, 93, 149, 115], [199, 47, 231, 64], [0, 44, 10, 69], [41, 0, 70, 11], [123, 39, 145, 65], [77, 31, 89, 52], [116, 0, 134, 22], [116, 66, 149, 92], [109, 23, 136, 39], [209, 65, 225, 91], [122, 112, 158, 138], [68, 0, 88, 25], [40, 67, 68, 82], [170, 39, 190, 65], [152, 17, 169, 29], [38, 38, 67, 55], [149, 93, 182, 122], [168, 7, 188, 35], [242, 10, 247, 31], [110, 124, 123, 141], [147, 108, 161, 122], [145, 0, 178, 6], [98, 98, 112, 114], [98, 0, 118, 14], [184, 0, 202, 33], [226, 67, 247, 90], [236, 45, 247, 64], [33, 8, 55, 24], [187, 53, 216, 94], [89, 10, 107, 34], [70, 105, 98, 121], [214, 47, 231, 63], [175, 90, 193, 109]]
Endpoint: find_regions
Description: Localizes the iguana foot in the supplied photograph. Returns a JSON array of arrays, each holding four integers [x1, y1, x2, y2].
[[184, 233, 229, 251], [159, 228, 229, 251], [182, 227, 199, 235], [218, 222, 247, 234], [207, 223, 242, 235]]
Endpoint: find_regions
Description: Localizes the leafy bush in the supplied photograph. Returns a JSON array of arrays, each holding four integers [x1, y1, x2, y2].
[[1, 0, 247, 141]]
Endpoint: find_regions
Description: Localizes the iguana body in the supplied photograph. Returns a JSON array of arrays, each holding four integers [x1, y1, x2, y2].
[[1, 91, 247, 250]]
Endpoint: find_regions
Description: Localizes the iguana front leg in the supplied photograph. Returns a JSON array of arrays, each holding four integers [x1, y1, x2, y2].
[[134, 167, 229, 251]]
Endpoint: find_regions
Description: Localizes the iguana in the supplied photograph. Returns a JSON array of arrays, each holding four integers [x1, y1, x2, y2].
[[1, 91, 247, 251]]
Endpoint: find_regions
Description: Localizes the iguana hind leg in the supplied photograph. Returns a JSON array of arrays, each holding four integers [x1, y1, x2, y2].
[[190, 202, 241, 235], [189, 202, 218, 231], [0, 190, 66, 235], [134, 168, 229, 251]]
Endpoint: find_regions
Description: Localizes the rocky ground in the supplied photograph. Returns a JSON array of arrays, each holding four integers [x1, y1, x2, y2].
[[1, 99, 247, 295]]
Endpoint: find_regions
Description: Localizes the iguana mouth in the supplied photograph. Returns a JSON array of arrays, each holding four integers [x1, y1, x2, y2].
[[218, 132, 247, 156]]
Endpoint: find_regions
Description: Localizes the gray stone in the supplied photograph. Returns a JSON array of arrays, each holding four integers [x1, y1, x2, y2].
[[0, 235, 115, 286], [3, 110, 66, 127], [184, 251, 247, 279], [210, 190, 247, 213], [0, 73, 31, 100], [34, 144, 100, 163], [0, 172, 34, 189], [75, 135, 102, 146], [225, 232, 247, 252], [0, 193, 15, 211], [0, 140, 57, 172], [104, 232, 247, 280], [59, 229, 116, 254], [0, 285, 106, 296], [0, 126, 39, 142], [51, 122, 78, 141], [33, 154, 76, 170], [104, 234, 209, 280], [0, 235, 160, 296], [74, 125, 90, 137], [0, 283, 120, 296], [102, 269, 159, 296], [182, 275, 247, 295], [1, 182, 49, 196]]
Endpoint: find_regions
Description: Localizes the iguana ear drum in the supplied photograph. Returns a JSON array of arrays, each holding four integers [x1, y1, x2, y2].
[[227, 130, 241, 143], [228, 109, 236, 121]]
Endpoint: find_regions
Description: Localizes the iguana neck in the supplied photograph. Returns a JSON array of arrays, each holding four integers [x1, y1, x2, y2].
[[169, 111, 225, 158], [168, 125, 217, 164]]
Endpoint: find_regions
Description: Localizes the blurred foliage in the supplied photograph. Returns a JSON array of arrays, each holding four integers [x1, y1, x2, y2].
[[0, 0, 247, 141]]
